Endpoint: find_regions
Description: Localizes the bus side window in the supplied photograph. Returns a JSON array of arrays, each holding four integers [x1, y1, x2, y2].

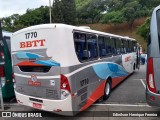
[[121, 39, 125, 54], [129, 40, 132, 52], [105, 37, 112, 56], [131, 41, 135, 52], [112, 38, 116, 55], [123, 40, 127, 54], [87, 34, 98, 60], [98, 36, 106, 58], [74, 33, 87, 61], [116, 39, 121, 55], [127, 40, 130, 53]]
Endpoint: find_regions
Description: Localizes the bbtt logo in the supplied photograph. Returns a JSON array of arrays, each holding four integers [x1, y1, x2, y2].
[[31, 75, 37, 82], [20, 39, 45, 48]]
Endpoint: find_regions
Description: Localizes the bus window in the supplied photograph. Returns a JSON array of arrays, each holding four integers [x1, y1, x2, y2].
[[98, 36, 106, 57], [123, 40, 128, 54], [87, 34, 98, 60], [121, 39, 125, 54], [156, 9, 160, 48], [74, 32, 87, 61], [128, 40, 132, 52], [126, 40, 130, 53], [105, 37, 112, 56], [132, 41, 137, 52], [111, 38, 116, 55], [116, 38, 122, 55]]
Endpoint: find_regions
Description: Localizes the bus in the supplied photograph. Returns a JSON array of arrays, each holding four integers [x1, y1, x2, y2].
[[0, 23, 15, 99], [11, 24, 140, 115], [146, 5, 160, 106]]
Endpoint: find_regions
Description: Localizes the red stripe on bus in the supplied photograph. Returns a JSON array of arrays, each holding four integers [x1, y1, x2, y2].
[[16, 61, 43, 66], [80, 76, 128, 111], [80, 80, 106, 111], [111, 76, 127, 88]]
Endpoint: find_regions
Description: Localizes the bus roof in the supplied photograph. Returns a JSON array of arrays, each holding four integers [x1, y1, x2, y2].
[[13, 24, 136, 41], [2, 30, 12, 37]]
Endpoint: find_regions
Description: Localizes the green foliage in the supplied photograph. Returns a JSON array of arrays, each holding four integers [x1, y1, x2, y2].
[[77, 0, 106, 24], [61, 0, 77, 25], [1, 6, 49, 32], [1, 0, 160, 33], [76, 0, 92, 11], [122, 1, 142, 28], [1, 14, 20, 32], [18, 6, 50, 27], [101, 11, 124, 24], [52, 0, 64, 23], [101, 0, 150, 28], [52, 0, 76, 25], [136, 17, 150, 41]]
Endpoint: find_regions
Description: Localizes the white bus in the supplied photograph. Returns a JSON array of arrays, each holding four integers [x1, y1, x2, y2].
[[11, 24, 140, 115]]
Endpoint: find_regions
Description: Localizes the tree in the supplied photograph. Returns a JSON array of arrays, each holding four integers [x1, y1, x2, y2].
[[1, 6, 50, 32], [18, 6, 50, 27], [61, 0, 77, 25], [122, 1, 142, 29], [52, 0, 64, 23], [77, 0, 106, 24], [52, 0, 77, 25], [137, 17, 150, 41], [106, 0, 123, 12], [101, 11, 124, 25], [1, 14, 20, 32]]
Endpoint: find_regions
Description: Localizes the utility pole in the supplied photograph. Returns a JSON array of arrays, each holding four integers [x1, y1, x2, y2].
[[49, 0, 52, 23]]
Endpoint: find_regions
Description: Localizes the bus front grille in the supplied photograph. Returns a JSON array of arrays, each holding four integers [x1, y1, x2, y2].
[[19, 66, 51, 73]]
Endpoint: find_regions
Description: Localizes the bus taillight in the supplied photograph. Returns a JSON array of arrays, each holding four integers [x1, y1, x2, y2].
[[0, 66, 5, 77], [60, 74, 71, 99], [0, 52, 4, 59], [147, 58, 156, 93], [60, 74, 71, 92]]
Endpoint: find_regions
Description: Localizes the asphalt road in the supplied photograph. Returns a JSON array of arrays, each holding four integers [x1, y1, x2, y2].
[[1, 64, 160, 120]]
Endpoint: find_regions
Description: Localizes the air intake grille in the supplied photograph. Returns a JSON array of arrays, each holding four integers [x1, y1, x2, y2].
[[19, 66, 51, 73]]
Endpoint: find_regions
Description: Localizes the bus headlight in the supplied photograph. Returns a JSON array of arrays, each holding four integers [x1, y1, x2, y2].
[[0, 77, 6, 87]]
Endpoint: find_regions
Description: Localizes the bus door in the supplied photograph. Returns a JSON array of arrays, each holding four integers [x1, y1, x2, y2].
[[122, 39, 132, 73], [136, 46, 140, 69]]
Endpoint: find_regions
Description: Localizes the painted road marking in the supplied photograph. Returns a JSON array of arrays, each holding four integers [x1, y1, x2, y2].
[[133, 79, 146, 81], [140, 79, 146, 89], [5, 102, 151, 108], [93, 103, 150, 107]]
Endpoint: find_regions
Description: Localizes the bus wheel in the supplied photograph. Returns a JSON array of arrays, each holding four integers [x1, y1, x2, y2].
[[103, 80, 111, 100]]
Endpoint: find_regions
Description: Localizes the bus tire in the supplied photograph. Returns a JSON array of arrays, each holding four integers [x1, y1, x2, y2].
[[103, 79, 111, 100]]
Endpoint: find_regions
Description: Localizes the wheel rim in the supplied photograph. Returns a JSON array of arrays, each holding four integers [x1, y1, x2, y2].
[[105, 82, 110, 95]]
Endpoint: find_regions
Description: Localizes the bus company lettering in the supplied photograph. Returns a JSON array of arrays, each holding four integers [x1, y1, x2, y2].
[[125, 56, 131, 62], [20, 39, 46, 48]]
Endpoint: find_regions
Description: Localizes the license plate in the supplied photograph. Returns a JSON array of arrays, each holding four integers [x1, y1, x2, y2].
[[32, 103, 42, 109]]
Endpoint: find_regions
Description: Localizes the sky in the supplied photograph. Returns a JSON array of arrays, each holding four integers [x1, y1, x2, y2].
[[0, 0, 53, 18]]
